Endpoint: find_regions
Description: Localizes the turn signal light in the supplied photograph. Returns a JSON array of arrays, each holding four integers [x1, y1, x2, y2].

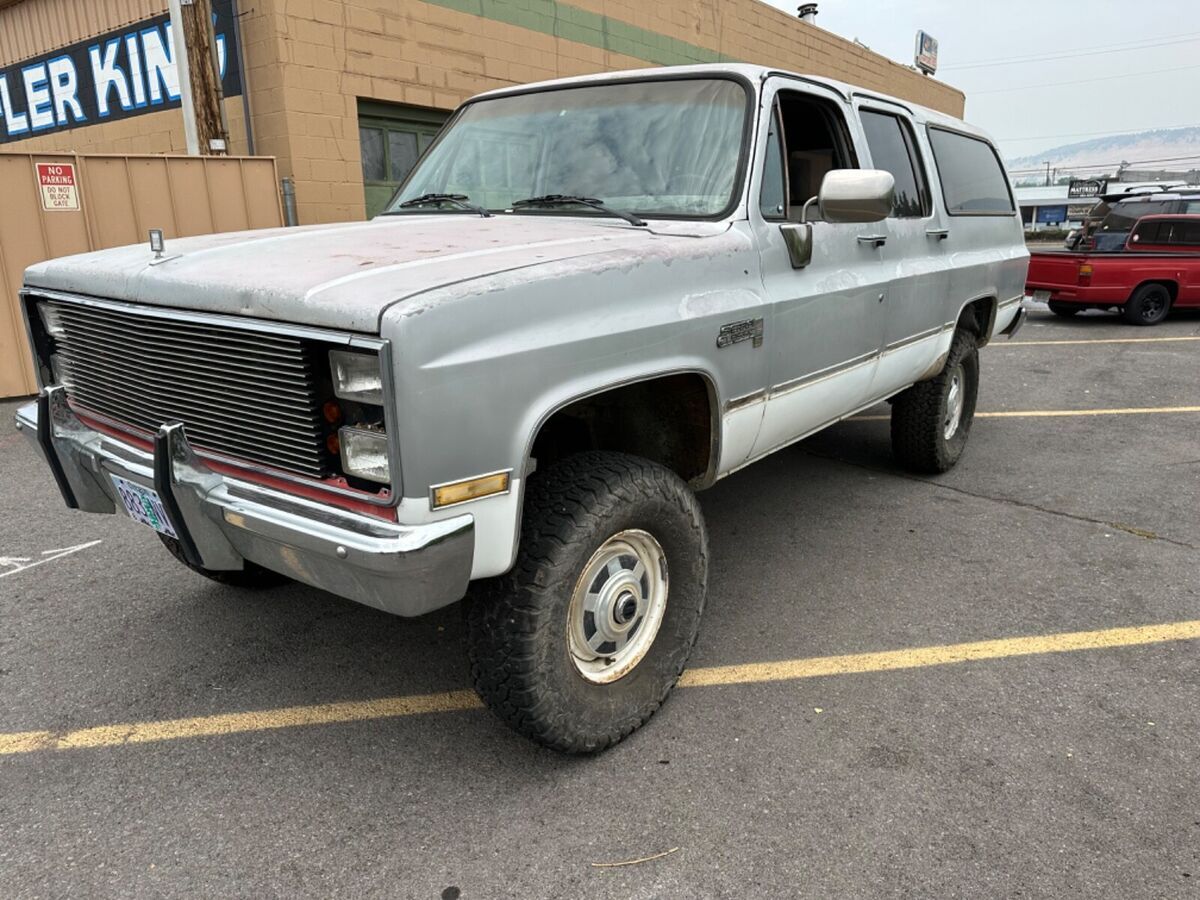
[[431, 471, 511, 509], [1078, 263, 1093, 286]]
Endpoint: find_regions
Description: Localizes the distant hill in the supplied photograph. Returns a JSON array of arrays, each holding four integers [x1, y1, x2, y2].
[[1006, 126, 1200, 184]]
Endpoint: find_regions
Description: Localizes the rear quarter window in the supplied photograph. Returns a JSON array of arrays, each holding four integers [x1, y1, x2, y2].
[[926, 127, 1014, 216]]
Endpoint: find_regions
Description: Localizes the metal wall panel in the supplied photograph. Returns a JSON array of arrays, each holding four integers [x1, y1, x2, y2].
[[0, 151, 283, 398], [0, 0, 166, 66]]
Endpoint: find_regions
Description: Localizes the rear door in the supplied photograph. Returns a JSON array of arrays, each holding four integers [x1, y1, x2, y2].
[[853, 102, 951, 392]]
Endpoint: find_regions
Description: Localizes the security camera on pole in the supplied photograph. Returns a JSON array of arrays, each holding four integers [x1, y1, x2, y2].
[[167, 0, 230, 156]]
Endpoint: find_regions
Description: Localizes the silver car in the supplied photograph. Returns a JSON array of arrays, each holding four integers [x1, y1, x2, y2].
[[17, 64, 1028, 751]]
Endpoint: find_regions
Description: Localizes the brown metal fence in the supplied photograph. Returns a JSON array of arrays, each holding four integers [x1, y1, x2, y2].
[[1, 151, 283, 398]]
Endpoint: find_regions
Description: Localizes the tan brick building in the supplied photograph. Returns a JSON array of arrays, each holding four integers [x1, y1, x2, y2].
[[0, 0, 964, 225]]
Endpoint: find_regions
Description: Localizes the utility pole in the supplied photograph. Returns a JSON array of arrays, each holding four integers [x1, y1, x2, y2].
[[168, 0, 230, 155], [1044, 161, 1051, 187]]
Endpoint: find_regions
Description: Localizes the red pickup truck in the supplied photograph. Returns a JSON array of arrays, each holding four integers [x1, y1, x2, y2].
[[1026, 214, 1200, 325]]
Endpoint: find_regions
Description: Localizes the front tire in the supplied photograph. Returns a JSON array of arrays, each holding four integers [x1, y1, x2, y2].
[[890, 329, 979, 474], [464, 451, 708, 753], [1121, 283, 1172, 326]]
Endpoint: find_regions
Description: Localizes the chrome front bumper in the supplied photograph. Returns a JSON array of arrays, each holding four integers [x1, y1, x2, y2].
[[14, 387, 474, 616]]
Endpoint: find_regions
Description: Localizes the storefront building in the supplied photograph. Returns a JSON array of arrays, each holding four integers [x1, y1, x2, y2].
[[1, 0, 964, 224]]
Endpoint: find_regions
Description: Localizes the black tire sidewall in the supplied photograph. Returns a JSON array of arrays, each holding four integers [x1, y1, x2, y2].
[[1124, 284, 1171, 326], [942, 335, 979, 461], [535, 486, 706, 741], [465, 452, 708, 751]]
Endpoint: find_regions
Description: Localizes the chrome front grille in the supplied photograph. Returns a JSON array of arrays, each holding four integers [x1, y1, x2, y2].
[[41, 299, 335, 479]]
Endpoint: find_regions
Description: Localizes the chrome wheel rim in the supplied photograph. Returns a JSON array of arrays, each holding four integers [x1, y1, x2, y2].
[[568, 530, 668, 685], [944, 366, 965, 440]]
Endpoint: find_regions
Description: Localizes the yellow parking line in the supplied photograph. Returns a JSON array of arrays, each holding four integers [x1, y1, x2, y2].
[[850, 406, 1200, 422], [678, 620, 1200, 687], [3, 620, 1198, 756], [1000, 336, 1200, 347]]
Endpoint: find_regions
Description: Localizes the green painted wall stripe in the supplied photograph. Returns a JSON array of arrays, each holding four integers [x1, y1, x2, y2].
[[425, 0, 736, 66]]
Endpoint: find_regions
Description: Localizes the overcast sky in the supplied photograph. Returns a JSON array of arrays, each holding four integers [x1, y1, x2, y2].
[[762, 0, 1200, 161]]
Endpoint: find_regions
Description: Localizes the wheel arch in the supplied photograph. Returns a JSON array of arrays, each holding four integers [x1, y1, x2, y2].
[[522, 368, 723, 493], [954, 293, 999, 347], [1129, 279, 1178, 302]]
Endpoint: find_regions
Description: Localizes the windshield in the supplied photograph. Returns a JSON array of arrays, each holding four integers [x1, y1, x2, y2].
[[389, 78, 749, 218], [1099, 201, 1168, 233]]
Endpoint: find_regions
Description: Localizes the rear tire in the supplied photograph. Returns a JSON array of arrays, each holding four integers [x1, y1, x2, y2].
[[158, 534, 289, 589], [1121, 283, 1172, 326], [464, 451, 708, 753], [1048, 301, 1081, 318], [890, 329, 979, 474]]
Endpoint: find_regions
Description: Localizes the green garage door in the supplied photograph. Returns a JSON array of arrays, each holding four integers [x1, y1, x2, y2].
[[358, 102, 450, 219]]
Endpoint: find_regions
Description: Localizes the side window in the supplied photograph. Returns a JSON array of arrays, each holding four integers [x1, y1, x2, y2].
[[1175, 220, 1200, 246], [927, 127, 1015, 216], [771, 89, 857, 220], [759, 108, 786, 219], [858, 109, 928, 218], [1183, 200, 1200, 215], [1130, 221, 1163, 244]]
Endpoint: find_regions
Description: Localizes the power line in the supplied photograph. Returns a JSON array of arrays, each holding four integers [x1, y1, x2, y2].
[[1007, 154, 1200, 175], [993, 124, 1200, 143], [940, 31, 1200, 70], [969, 63, 1200, 95]]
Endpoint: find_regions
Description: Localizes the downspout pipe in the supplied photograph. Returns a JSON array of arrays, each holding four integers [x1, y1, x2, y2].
[[167, 0, 200, 155]]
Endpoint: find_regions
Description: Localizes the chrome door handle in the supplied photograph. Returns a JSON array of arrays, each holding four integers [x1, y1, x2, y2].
[[925, 228, 949, 240], [857, 235, 887, 247]]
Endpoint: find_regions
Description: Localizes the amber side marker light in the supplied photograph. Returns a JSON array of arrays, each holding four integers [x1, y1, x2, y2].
[[431, 471, 511, 509]]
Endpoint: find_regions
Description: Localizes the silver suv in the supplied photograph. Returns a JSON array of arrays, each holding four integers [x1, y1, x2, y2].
[[17, 65, 1029, 751]]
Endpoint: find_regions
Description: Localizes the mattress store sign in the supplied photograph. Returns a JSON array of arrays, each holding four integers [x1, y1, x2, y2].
[[0, 0, 242, 144]]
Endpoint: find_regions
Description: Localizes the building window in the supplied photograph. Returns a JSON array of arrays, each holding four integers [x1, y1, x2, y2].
[[358, 101, 450, 219]]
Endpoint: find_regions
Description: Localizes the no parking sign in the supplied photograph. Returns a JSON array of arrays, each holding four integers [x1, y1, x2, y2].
[[35, 162, 79, 211]]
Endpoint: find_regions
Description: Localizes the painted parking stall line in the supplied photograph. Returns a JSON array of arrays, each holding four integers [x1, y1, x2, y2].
[[3, 619, 1199, 756], [0, 540, 102, 579]]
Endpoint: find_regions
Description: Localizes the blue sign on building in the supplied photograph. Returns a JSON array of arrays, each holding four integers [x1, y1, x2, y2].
[[1036, 205, 1068, 225], [0, 0, 242, 144]]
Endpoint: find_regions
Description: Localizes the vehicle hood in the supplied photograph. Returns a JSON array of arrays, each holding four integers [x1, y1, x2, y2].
[[23, 215, 727, 332]]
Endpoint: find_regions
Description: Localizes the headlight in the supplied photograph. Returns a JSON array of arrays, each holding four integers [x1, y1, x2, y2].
[[338, 426, 390, 484], [329, 350, 384, 404]]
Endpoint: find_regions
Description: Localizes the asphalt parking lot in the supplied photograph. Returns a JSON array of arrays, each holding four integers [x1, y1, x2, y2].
[[1, 304, 1198, 899]]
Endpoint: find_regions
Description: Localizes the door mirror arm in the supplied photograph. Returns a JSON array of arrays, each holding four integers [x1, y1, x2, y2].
[[780, 195, 820, 269]]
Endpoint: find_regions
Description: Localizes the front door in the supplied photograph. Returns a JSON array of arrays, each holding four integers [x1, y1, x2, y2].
[[748, 83, 890, 460]]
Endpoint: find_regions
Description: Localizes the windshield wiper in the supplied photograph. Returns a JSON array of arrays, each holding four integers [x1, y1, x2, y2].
[[392, 193, 491, 218], [510, 194, 646, 227]]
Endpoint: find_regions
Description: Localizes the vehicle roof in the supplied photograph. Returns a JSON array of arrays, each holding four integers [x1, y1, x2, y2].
[[468, 63, 988, 139], [1132, 213, 1200, 222], [1114, 190, 1200, 204]]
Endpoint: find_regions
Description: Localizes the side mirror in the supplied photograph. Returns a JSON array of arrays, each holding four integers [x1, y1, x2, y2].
[[817, 168, 895, 223], [778, 169, 895, 269]]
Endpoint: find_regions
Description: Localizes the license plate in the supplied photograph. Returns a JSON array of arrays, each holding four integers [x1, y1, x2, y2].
[[110, 474, 178, 538], [1033, 290, 1051, 302]]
